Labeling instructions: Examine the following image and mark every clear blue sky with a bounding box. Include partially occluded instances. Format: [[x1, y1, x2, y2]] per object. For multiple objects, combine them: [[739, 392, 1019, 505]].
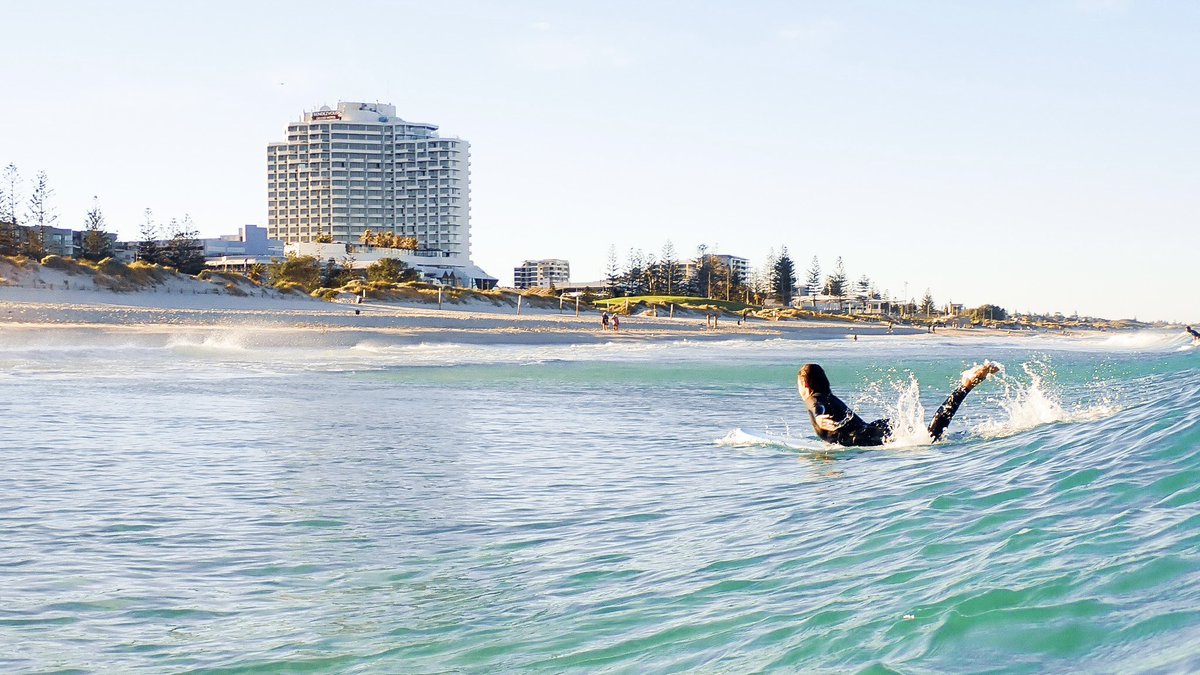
[[1, 0, 1196, 321]]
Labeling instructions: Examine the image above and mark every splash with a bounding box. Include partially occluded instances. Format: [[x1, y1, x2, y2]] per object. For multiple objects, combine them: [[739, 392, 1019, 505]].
[[972, 360, 1118, 438], [843, 373, 934, 448], [877, 375, 935, 447]]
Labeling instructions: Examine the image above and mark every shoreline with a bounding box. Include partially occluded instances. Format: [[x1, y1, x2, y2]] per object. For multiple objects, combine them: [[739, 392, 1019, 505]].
[[0, 285, 966, 345], [1, 284, 1119, 348]]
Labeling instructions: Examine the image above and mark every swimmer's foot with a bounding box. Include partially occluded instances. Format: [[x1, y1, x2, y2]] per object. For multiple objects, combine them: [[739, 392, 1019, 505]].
[[961, 361, 1002, 388]]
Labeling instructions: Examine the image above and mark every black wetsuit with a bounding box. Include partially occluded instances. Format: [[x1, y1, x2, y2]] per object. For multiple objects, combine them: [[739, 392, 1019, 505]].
[[1188, 326, 1200, 340], [806, 384, 978, 447]]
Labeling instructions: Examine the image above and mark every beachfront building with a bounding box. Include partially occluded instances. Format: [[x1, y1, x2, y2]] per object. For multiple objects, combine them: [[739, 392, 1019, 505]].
[[4, 223, 78, 257], [201, 225, 285, 272], [277, 241, 496, 289], [513, 259, 570, 289], [201, 225, 283, 258], [267, 101, 494, 288], [267, 102, 471, 255], [683, 253, 749, 282]]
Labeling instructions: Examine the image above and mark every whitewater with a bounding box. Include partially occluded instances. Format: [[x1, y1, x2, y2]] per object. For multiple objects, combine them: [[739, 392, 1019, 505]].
[[2, 326, 1199, 672]]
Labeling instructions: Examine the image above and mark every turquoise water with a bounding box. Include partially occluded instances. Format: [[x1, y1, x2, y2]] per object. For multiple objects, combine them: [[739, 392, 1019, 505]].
[[2, 328, 1199, 672]]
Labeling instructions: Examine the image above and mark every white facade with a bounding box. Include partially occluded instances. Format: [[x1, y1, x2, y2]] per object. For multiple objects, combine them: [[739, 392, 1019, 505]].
[[684, 254, 749, 281], [267, 101, 471, 257], [200, 225, 283, 258], [513, 259, 570, 289]]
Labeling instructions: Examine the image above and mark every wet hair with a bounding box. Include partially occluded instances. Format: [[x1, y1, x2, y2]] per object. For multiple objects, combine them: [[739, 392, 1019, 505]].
[[799, 363, 831, 394]]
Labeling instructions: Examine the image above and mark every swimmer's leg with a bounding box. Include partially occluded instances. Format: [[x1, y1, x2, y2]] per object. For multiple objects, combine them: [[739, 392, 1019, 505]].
[[927, 362, 1000, 441]]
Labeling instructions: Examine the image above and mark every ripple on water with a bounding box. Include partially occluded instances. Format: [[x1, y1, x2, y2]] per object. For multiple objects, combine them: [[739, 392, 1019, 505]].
[[2, 339, 1200, 671]]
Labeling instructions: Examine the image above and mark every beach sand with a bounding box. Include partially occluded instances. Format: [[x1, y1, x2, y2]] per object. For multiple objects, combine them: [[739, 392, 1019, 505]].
[[0, 259, 993, 345]]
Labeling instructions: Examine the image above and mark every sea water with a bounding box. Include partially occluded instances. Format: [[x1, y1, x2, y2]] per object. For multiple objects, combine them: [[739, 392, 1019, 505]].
[[2, 328, 1199, 672]]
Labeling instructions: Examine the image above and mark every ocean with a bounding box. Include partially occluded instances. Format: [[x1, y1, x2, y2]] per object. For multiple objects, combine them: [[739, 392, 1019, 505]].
[[2, 327, 1199, 672]]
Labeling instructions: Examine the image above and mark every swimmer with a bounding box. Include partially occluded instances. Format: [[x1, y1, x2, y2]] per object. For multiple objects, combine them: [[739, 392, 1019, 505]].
[[797, 362, 1001, 446]]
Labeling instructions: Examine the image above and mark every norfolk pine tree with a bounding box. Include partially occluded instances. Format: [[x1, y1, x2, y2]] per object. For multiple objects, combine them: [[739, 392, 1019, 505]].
[[24, 170, 56, 258], [772, 247, 797, 305], [138, 208, 161, 263], [80, 197, 113, 261]]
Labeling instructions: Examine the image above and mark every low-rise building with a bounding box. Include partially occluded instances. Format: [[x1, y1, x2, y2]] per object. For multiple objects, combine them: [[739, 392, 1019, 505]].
[[201, 225, 284, 259], [513, 259, 570, 289], [244, 241, 498, 288]]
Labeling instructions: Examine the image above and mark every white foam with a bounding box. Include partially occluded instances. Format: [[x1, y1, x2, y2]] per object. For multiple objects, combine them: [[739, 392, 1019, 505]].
[[971, 361, 1119, 438], [715, 427, 820, 451]]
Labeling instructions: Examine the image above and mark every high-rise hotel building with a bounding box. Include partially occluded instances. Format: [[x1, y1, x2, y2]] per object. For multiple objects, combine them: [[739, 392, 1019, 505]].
[[267, 102, 470, 256]]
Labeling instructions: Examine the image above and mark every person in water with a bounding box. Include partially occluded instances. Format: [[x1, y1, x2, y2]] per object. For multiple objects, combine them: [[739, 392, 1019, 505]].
[[1187, 326, 1200, 343], [797, 362, 1001, 446]]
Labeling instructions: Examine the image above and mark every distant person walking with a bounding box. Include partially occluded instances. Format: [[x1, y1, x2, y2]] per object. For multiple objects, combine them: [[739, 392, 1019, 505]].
[[601, 311, 610, 331], [612, 314, 620, 332]]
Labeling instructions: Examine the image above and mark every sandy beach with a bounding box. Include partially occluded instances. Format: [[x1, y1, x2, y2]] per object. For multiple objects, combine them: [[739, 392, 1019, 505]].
[[0, 258, 960, 344], [1, 285, 935, 345]]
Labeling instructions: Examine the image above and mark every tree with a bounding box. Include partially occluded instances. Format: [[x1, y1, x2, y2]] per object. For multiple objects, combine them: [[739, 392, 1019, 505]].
[[971, 304, 1007, 322], [622, 248, 646, 296], [805, 255, 822, 298], [856, 275, 871, 296], [0, 164, 19, 255], [641, 253, 659, 295], [360, 229, 375, 246], [604, 245, 621, 297], [0, 166, 16, 253], [164, 214, 205, 274], [660, 240, 683, 295], [0, 217, 15, 256], [688, 245, 718, 298], [1, 163, 19, 227], [270, 254, 322, 291], [138, 208, 161, 263], [24, 170, 55, 258], [920, 289, 935, 317], [396, 236, 418, 250], [315, 232, 333, 243], [79, 196, 113, 262], [824, 256, 847, 297], [367, 258, 418, 283], [771, 246, 797, 305], [724, 258, 743, 301]]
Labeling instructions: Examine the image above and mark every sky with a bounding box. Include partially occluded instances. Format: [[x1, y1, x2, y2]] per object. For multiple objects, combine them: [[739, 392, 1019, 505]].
[[0, 0, 1197, 321]]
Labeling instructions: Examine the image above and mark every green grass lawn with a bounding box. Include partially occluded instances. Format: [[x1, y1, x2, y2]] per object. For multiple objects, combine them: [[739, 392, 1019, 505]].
[[593, 295, 759, 313]]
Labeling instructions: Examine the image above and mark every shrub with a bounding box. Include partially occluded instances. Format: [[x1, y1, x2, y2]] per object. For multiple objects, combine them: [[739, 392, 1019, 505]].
[[269, 254, 321, 291], [367, 258, 418, 284]]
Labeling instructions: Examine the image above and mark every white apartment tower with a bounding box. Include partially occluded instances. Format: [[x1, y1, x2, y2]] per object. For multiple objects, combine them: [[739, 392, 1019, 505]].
[[267, 102, 471, 256], [513, 259, 570, 289]]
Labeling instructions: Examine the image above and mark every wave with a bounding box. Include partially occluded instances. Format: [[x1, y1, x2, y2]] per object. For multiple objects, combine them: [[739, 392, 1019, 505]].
[[1051, 329, 1194, 353]]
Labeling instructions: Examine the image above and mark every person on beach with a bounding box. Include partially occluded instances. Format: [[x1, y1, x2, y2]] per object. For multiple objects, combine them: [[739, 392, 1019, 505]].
[[612, 314, 620, 332], [601, 312, 609, 330], [796, 362, 1001, 446], [1187, 326, 1200, 343]]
